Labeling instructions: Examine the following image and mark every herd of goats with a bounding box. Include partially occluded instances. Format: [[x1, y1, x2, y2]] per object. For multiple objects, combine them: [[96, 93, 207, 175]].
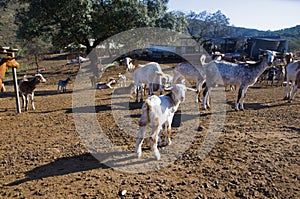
[[0, 50, 299, 160]]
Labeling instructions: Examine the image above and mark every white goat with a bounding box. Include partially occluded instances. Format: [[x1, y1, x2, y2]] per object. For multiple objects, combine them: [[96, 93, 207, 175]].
[[57, 77, 71, 93], [172, 57, 206, 103], [118, 73, 127, 87], [125, 57, 163, 102], [134, 84, 187, 160], [202, 50, 276, 111], [19, 74, 46, 111], [284, 60, 300, 100], [288, 71, 300, 102]]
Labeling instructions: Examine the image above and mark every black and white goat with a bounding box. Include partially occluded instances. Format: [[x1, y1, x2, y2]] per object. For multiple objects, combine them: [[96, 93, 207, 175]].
[[202, 50, 276, 111], [19, 74, 46, 111], [57, 77, 71, 93], [95, 78, 116, 89], [134, 84, 187, 160]]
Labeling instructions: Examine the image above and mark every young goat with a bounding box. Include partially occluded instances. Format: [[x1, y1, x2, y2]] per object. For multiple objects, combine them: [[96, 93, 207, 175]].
[[117, 73, 127, 87], [172, 59, 206, 103], [19, 74, 46, 111], [134, 84, 187, 160], [125, 57, 163, 102], [283, 60, 300, 100], [202, 50, 276, 111], [57, 77, 71, 93]]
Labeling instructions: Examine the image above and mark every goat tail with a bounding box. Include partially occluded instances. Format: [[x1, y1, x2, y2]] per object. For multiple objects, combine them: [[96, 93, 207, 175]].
[[139, 99, 151, 126]]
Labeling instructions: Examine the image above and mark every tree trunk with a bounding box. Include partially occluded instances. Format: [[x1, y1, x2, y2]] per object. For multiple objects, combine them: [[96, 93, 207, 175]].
[[34, 54, 40, 73]]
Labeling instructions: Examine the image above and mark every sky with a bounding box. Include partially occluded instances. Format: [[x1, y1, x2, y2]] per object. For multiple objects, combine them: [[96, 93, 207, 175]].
[[167, 0, 300, 31]]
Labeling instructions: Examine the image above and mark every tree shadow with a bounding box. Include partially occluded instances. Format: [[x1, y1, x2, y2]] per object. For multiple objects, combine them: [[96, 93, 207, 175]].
[[6, 151, 156, 186], [6, 153, 107, 186]]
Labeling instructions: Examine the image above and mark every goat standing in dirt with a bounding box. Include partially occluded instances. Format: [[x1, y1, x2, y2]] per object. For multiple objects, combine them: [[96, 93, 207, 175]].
[[19, 74, 46, 111], [57, 77, 71, 93]]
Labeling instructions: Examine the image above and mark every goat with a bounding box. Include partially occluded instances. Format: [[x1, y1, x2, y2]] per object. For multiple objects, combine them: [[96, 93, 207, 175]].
[[125, 57, 163, 102], [0, 56, 19, 91], [57, 77, 71, 93], [288, 71, 300, 102], [284, 60, 300, 100], [143, 73, 173, 95], [161, 73, 173, 88], [117, 73, 127, 87], [134, 84, 187, 160], [19, 74, 46, 111], [202, 50, 276, 111], [172, 57, 206, 103], [274, 65, 286, 87], [95, 78, 116, 89]]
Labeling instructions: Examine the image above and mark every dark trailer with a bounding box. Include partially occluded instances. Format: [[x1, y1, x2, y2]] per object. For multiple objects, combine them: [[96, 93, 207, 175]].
[[245, 37, 288, 60]]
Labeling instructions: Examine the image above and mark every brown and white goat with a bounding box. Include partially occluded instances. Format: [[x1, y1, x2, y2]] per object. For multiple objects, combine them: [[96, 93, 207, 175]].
[[19, 74, 46, 111], [134, 84, 187, 160]]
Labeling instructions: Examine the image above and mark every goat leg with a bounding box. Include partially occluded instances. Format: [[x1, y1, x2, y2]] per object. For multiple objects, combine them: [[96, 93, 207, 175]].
[[31, 93, 35, 110], [134, 126, 146, 158]]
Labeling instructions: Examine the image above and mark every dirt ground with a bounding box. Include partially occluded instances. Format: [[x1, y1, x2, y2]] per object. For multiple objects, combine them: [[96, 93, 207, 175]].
[[0, 58, 299, 199]]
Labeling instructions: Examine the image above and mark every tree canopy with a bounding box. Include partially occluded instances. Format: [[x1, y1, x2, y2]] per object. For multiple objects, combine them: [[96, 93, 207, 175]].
[[187, 10, 231, 47], [15, 0, 187, 55]]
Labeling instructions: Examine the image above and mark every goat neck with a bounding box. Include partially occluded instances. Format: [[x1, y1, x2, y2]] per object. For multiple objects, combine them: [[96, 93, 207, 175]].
[[249, 55, 273, 78]]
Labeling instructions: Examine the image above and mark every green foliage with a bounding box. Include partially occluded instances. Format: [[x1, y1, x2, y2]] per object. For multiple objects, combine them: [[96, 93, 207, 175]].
[[15, 0, 188, 55], [229, 25, 300, 51], [187, 10, 230, 44]]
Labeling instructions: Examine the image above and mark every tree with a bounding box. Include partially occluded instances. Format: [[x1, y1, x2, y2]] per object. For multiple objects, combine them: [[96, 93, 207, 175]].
[[187, 10, 230, 52], [15, 0, 187, 59]]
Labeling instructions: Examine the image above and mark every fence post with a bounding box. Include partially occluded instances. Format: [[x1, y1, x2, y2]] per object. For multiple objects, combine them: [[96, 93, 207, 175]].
[[11, 52, 21, 113]]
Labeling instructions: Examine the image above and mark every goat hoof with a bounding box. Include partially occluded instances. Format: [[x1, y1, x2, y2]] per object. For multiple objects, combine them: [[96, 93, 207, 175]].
[[154, 152, 161, 161], [288, 100, 292, 103], [135, 152, 142, 158]]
